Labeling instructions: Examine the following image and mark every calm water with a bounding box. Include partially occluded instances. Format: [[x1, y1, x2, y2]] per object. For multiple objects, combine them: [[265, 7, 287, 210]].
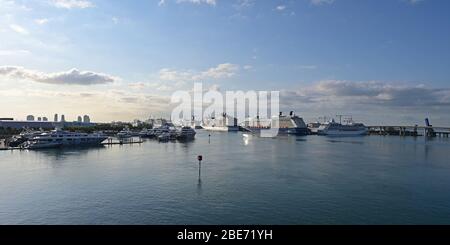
[[1, 131, 450, 224]]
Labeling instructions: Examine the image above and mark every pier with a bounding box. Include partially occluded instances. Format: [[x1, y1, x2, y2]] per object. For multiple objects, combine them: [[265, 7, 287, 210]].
[[368, 126, 450, 137]]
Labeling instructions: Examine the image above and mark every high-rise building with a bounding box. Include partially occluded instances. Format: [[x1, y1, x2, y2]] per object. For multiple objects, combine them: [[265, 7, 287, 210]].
[[26, 115, 35, 121], [77, 116, 82, 123], [43, 117, 48, 122], [61, 115, 66, 122], [54, 114, 58, 122], [83, 115, 90, 123], [37, 117, 42, 121]]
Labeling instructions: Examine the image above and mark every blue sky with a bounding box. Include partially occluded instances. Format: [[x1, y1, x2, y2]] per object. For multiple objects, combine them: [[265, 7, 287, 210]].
[[1, 0, 450, 124]]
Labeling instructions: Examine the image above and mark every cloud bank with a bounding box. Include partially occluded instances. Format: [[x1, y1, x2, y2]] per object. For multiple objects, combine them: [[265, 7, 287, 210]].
[[0, 66, 116, 85], [282, 80, 450, 108]]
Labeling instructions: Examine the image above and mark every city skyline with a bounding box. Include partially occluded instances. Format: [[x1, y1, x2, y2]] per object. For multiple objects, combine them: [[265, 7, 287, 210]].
[[1, 0, 450, 125]]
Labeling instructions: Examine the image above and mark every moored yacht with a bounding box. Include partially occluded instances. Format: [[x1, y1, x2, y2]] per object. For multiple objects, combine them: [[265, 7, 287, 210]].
[[117, 127, 133, 138], [176, 126, 196, 140], [8, 128, 44, 147], [138, 128, 154, 138], [22, 129, 108, 149]]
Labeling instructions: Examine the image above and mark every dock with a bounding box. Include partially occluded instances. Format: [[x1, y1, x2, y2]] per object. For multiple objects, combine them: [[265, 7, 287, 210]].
[[368, 126, 450, 137]]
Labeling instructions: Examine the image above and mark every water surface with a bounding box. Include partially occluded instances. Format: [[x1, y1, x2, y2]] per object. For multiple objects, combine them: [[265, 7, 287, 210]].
[[1, 131, 450, 224]]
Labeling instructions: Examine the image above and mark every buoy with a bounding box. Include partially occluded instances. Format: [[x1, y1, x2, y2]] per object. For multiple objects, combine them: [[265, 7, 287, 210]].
[[197, 155, 203, 177]]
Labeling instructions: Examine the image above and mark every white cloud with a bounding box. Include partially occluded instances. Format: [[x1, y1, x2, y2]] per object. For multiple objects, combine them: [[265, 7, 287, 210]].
[[311, 0, 335, 6], [407, 0, 425, 4], [282, 80, 450, 108], [0, 66, 117, 85], [159, 63, 239, 82], [276, 5, 286, 11], [176, 0, 217, 6], [34, 18, 49, 25], [9, 24, 29, 35], [158, 0, 166, 6], [200, 63, 239, 79], [51, 0, 94, 9], [233, 0, 254, 10], [0, 49, 31, 56], [0, 0, 32, 11], [298, 65, 317, 70], [112, 17, 119, 24]]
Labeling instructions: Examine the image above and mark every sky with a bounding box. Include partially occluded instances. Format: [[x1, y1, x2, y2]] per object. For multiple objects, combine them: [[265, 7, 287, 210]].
[[0, 0, 449, 125]]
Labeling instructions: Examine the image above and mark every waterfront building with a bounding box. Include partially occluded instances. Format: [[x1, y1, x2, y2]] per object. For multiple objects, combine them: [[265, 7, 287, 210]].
[[26, 115, 35, 121], [43, 117, 48, 122], [61, 115, 66, 122], [78, 116, 82, 123], [54, 114, 58, 122]]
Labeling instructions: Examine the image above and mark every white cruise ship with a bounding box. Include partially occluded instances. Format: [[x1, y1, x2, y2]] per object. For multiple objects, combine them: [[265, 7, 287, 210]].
[[22, 129, 108, 149], [317, 119, 368, 136], [242, 112, 309, 135], [202, 113, 239, 132]]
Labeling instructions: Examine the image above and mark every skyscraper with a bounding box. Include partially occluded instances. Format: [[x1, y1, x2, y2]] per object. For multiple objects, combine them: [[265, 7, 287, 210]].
[[54, 114, 58, 122], [26, 115, 35, 121], [61, 115, 65, 122], [83, 115, 90, 123]]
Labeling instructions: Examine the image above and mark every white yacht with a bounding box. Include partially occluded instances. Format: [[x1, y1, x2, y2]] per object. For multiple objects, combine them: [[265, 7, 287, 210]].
[[177, 126, 196, 139], [8, 128, 44, 147], [117, 127, 133, 138], [317, 119, 368, 136], [138, 128, 154, 138], [153, 123, 178, 138], [22, 129, 108, 149]]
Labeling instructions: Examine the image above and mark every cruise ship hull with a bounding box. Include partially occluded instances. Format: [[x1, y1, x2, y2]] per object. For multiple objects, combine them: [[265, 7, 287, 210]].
[[318, 129, 368, 136], [203, 126, 239, 132], [246, 127, 309, 136]]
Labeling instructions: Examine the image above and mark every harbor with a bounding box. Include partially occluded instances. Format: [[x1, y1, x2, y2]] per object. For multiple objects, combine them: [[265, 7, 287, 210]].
[[2, 114, 450, 150]]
